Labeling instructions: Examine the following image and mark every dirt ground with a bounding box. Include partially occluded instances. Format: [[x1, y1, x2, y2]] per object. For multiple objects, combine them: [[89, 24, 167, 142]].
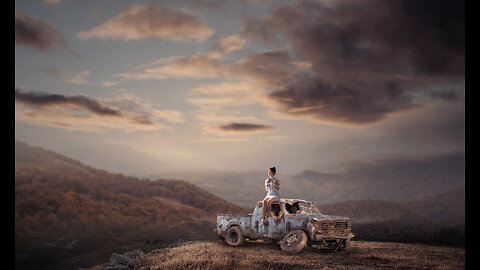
[[133, 240, 465, 270]]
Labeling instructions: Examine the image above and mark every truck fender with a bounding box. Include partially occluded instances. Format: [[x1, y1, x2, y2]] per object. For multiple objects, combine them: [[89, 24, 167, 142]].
[[227, 223, 241, 230]]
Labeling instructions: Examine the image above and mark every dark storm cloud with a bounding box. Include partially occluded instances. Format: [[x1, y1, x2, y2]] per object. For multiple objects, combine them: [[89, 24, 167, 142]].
[[215, 122, 274, 132], [242, 0, 464, 125], [231, 50, 298, 86], [269, 75, 420, 124], [15, 90, 176, 131], [15, 89, 121, 117], [428, 89, 463, 102], [15, 10, 71, 52]]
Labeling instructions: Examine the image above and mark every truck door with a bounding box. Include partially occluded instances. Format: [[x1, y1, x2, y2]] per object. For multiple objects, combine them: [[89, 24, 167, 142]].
[[257, 202, 285, 239]]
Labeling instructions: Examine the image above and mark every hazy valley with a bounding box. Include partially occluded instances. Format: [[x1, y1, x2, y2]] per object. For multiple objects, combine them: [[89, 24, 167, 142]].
[[146, 152, 464, 209]]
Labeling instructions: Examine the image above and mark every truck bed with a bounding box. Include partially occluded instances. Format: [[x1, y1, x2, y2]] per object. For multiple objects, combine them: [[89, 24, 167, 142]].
[[216, 214, 252, 238]]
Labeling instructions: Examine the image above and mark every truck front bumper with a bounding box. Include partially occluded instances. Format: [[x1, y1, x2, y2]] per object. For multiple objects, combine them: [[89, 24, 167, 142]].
[[313, 232, 355, 241]]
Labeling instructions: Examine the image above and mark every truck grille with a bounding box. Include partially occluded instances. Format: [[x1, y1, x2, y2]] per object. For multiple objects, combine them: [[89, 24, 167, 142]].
[[318, 221, 349, 233]]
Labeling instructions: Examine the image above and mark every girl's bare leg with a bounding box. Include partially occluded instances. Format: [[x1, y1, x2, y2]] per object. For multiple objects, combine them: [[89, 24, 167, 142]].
[[262, 198, 268, 220], [266, 198, 274, 219]]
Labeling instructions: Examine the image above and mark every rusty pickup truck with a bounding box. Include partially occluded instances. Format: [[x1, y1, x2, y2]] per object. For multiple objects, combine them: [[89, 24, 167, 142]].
[[216, 198, 354, 254]]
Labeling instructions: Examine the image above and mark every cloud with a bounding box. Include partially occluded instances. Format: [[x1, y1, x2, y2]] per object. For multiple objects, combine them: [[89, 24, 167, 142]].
[[76, 3, 214, 42], [194, 111, 261, 124], [210, 35, 247, 55], [100, 81, 120, 87], [39, 66, 61, 78], [15, 89, 121, 116], [40, 67, 91, 85], [240, 0, 465, 125], [115, 35, 247, 80], [101, 91, 186, 124], [229, 49, 301, 86], [63, 70, 91, 85], [152, 109, 185, 124], [42, 0, 62, 6], [116, 53, 224, 80], [427, 89, 463, 102], [15, 10, 71, 53], [114, 0, 464, 128], [214, 122, 274, 133], [187, 79, 277, 140], [188, 81, 263, 109], [115, 45, 293, 140], [40, 67, 124, 87], [267, 74, 421, 125], [172, 0, 249, 10], [15, 89, 182, 132]]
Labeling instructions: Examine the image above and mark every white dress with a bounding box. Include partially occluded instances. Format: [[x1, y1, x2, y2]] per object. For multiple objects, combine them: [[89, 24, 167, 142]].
[[264, 177, 281, 201]]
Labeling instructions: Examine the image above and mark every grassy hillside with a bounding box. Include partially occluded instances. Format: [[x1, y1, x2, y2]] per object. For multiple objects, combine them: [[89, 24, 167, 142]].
[[14, 141, 247, 270]]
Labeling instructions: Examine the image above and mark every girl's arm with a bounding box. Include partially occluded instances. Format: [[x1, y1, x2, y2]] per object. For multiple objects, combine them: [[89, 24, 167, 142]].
[[272, 179, 280, 190]]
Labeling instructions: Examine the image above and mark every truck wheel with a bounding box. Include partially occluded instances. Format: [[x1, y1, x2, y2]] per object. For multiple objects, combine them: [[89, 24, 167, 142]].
[[226, 226, 245, 246], [281, 230, 308, 254]]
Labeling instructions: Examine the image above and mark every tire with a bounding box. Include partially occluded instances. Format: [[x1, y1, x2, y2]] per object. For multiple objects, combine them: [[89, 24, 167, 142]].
[[226, 226, 245, 246], [281, 230, 308, 254]]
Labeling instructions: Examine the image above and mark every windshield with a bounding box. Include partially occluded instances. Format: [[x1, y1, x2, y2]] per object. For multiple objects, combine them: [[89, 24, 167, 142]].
[[285, 202, 321, 215]]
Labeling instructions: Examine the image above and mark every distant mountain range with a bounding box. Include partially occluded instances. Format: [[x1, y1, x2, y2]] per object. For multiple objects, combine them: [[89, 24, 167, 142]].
[[316, 187, 465, 247], [318, 186, 465, 226], [220, 135, 459, 173], [147, 152, 464, 210]]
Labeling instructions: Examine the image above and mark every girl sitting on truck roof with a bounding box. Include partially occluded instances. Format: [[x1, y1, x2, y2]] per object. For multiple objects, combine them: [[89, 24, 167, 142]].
[[262, 167, 281, 223]]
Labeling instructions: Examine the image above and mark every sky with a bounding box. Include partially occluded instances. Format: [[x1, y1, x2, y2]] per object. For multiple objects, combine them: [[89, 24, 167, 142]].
[[15, 0, 464, 175]]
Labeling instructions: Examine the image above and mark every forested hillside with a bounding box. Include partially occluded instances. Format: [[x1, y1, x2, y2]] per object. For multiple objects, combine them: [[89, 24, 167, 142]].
[[15, 141, 247, 270]]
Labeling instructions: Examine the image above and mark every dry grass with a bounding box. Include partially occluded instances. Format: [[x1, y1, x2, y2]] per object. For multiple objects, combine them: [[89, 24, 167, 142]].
[[134, 240, 465, 270]]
